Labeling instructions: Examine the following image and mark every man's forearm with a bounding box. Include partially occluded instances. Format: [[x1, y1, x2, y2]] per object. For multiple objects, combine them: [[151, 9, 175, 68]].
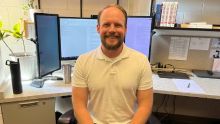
[[131, 88, 153, 124], [74, 107, 94, 124], [130, 106, 152, 124], [72, 87, 93, 124]]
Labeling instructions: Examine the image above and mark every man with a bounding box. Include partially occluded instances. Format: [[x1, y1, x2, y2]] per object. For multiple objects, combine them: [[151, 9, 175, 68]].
[[72, 4, 153, 124]]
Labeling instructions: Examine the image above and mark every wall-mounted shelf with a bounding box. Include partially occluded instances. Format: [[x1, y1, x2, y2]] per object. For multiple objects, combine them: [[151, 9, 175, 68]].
[[154, 27, 220, 38]]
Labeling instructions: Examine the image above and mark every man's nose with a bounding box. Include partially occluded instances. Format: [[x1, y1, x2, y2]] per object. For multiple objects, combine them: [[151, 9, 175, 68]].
[[108, 24, 116, 32]]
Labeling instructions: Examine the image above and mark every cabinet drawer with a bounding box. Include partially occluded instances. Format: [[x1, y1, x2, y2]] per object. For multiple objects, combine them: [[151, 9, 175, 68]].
[[0, 114, 3, 124], [0, 106, 2, 124], [1, 98, 55, 124]]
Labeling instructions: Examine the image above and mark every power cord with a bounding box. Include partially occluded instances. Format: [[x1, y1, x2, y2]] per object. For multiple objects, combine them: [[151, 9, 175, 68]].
[[154, 95, 177, 122], [151, 62, 193, 76]]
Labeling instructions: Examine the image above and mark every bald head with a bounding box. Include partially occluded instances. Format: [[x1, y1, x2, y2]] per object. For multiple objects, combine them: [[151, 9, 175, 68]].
[[97, 4, 127, 28]]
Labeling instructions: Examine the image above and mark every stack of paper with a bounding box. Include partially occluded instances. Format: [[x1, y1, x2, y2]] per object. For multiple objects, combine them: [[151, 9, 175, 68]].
[[173, 79, 205, 94], [212, 25, 220, 29], [180, 22, 213, 29]]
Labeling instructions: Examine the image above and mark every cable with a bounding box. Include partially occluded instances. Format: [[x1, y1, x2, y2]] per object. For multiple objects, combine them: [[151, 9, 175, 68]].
[[160, 95, 170, 121], [151, 65, 193, 76], [164, 64, 175, 72], [155, 95, 167, 113], [172, 96, 176, 114], [158, 95, 177, 122], [164, 95, 170, 113]]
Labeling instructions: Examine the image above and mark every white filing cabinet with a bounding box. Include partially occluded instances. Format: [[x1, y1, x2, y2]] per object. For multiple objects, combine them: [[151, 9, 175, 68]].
[[0, 106, 3, 124], [1, 98, 55, 124]]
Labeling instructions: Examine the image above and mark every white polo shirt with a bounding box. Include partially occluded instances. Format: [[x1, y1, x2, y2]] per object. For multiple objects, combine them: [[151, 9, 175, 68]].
[[72, 45, 152, 124]]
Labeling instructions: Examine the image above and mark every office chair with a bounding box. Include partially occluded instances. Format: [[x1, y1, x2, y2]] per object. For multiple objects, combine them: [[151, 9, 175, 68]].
[[58, 109, 161, 124], [58, 109, 77, 124]]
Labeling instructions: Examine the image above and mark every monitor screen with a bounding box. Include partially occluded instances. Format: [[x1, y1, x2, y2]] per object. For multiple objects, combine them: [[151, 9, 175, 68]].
[[34, 13, 61, 78], [59, 17, 101, 60], [125, 16, 153, 60]]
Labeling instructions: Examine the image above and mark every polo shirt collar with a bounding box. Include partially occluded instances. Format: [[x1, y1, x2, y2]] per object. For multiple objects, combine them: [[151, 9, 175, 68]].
[[96, 44, 129, 62]]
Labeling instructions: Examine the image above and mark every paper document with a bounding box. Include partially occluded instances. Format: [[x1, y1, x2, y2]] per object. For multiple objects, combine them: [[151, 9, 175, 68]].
[[189, 38, 210, 50], [210, 48, 220, 58], [173, 79, 205, 94], [168, 37, 190, 60], [212, 59, 220, 72], [211, 38, 220, 48]]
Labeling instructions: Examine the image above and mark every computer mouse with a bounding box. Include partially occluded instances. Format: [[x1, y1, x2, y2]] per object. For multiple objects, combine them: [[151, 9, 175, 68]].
[[207, 70, 213, 75], [56, 77, 63, 80]]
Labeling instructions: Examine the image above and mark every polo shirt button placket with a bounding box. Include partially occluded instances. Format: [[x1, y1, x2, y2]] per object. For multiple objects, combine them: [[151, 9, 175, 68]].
[[110, 63, 117, 75]]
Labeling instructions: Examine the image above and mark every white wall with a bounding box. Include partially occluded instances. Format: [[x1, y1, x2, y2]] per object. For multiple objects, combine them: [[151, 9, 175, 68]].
[[122, 0, 151, 16], [40, 0, 151, 17], [0, 0, 37, 85], [40, 0, 80, 17], [0, 0, 25, 84]]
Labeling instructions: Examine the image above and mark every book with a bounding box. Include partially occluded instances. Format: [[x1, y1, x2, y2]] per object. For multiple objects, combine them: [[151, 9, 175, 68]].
[[212, 24, 220, 29], [160, 2, 167, 27], [155, 4, 163, 27], [160, 2, 178, 27], [180, 23, 213, 29], [170, 2, 178, 27]]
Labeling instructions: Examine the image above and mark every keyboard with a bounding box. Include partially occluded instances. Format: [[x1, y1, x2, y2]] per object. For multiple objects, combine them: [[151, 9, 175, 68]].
[[192, 70, 220, 79], [157, 71, 189, 79]]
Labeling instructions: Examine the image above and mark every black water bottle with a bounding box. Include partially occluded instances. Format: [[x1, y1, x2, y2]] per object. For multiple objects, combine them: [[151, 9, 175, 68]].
[[6, 59, 23, 94]]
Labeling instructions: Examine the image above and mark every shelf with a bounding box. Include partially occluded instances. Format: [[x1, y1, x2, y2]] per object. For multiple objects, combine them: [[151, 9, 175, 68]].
[[155, 27, 220, 32], [154, 27, 220, 38]]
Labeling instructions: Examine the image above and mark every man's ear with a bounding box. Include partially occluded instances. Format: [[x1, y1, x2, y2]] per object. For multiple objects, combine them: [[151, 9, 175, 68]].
[[96, 25, 100, 33]]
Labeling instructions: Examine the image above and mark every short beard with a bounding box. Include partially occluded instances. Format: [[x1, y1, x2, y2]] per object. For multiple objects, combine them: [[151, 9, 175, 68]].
[[101, 36, 124, 50]]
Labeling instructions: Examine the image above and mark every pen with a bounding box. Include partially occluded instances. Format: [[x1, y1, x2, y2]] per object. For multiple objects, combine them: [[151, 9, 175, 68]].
[[187, 82, 190, 88]]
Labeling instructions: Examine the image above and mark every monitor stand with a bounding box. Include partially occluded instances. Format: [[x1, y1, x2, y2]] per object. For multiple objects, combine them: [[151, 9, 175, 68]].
[[44, 75, 63, 80], [192, 70, 220, 79], [30, 75, 63, 88]]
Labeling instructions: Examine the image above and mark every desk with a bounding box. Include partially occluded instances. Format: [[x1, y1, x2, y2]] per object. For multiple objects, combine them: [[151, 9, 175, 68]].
[[153, 74, 220, 119], [153, 74, 220, 99], [1, 81, 71, 103], [0, 81, 71, 124], [2, 74, 220, 103], [0, 74, 219, 124]]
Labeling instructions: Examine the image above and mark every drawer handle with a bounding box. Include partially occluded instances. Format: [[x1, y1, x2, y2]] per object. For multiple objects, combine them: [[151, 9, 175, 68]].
[[19, 101, 39, 108]]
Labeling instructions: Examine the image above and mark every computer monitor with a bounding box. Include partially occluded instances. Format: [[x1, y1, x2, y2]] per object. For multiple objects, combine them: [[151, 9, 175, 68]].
[[34, 13, 61, 78], [59, 17, 101, 60], [125, 16, 153, 60]]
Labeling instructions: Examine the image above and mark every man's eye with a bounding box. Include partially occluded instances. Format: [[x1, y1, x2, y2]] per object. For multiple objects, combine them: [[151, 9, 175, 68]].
[[103, 23, 110, 27], [115, 25, 122, 28], [115, 24, 122, 27]]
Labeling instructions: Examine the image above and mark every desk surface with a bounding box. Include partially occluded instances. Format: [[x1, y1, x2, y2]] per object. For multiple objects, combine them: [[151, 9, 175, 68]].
[[0, 74, 220, 103], [0, 81, 71, 103], [153, 74, 220, 99]]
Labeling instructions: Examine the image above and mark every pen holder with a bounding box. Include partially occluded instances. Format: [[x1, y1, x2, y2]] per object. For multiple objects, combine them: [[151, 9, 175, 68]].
[[6, 59, 23, 94], [63, 64, 72, 84]]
